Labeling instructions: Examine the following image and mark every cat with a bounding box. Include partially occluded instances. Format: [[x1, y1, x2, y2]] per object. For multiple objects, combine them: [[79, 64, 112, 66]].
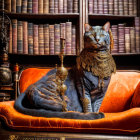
[[14, 22, 116, 120]]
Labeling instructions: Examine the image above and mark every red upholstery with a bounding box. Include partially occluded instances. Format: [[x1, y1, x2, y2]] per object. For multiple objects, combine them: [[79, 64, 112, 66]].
[[0, 68, 140, 134]]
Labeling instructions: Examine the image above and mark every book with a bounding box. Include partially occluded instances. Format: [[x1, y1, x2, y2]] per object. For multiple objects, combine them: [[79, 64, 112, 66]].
[[38, 0, 43, 14], [63, 0, 67, 13], [114, 0, 118, 15], [135, 17, 140, 53], [43, 0, 49, 13], [130, 27, 136, 53], [118, 0, 123, 15], [108, 0, 113, 15], [60, 23, 66, 53], [49, 25, 55, 55], [17, 21, 23, 54], [128, 0, 133, 15], [133, 0, 137, 16], [32, 0, 38, 14], [11, 0, 16, 12], [54, 0, 58, 13], [49, 0, 54, 13], [8, 23, 12, 53], [124, 0, 128, 15], [73, 0, 78, 13], [103, 0, 108, 14], [28, 22, 34, 54], [16, 0, 22, 13], [12, 19, 17, 54], [38, 24, 44, 55], [66, 22, 72, 55], [44, 24, 50, 54], [22, 0, 28, 13], [27, 0, 32, 13], [54, 24, 60, 55], [67, 0, 73, 13], [33, 24, 39, 55], [23, 21, 28, 54], [58, 0, 63, 13], [98, 0, 103, 14], [72, 25, 76, 55], [88, 0, 93, 14], [125, 27, 130, 53], [5, 0, 11, 12], [93, 0, 98, 14]]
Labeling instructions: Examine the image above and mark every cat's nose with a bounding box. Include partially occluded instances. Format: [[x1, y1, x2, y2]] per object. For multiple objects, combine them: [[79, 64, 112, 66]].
[[96, 39, 99, 42]]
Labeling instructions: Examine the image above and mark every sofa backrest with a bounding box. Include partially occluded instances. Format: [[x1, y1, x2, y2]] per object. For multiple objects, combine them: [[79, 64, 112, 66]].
[[19, 68, 140, 113]]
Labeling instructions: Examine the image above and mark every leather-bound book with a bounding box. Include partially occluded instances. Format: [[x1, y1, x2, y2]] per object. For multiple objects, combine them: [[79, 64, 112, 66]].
[[12, 19, 17, 54], [103, 0, 108, 14], [44, 24, 50, 55], [54, 0, 58, 13], [114, 0, 118, 15], [23, 21, 28, 54], [39, 0, 43, 14], [49, 25, 54, 55], [8, 23, 12, 53], [33, 24, 39, 55], [67, 0, 73, 13], [71, 25, 76, 55], [32, 0, 38, 14], [27, 0, 32, 13], [38, 24, 44, 55], [43, 0, 49, 13], [88, 0, 93, 14], [54, 24, 60, 55], [28, 22, 34, 54], [128, 0, 133, 15], [22, 0, 27, 13], [123, 0, 128, 15], [108, 0, 113, 15], [125, 27, 130, 53], [49, 0, 54, 13], [135, 17, 140, 53], [11, 0, 16, 12], [73, 0, 78, 13], [93, 0, 98, 14], [98, 0, 103, 14], [16, 0, 22, 13], [63, 0, 67, 13], [17, 21, 23, 54], [118, 0, 123, 15], [130, 27, 136, 53], [58, 0, 63, 13], [5, 0, 11, 12]]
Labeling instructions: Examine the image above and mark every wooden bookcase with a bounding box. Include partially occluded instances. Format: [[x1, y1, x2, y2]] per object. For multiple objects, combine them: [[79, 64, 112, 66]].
[[0, 0, 140, 100]]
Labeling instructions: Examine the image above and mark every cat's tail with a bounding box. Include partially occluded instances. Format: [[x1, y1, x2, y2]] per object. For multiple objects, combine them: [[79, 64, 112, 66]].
[[14, 93, 104, 120]]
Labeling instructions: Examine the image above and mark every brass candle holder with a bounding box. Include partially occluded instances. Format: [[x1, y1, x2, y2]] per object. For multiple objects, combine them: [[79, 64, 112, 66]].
[[56, 38, 68, 112]]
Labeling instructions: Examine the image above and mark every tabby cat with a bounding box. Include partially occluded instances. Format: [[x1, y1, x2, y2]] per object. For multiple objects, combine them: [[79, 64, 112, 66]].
[[14, 22, 116, 120]]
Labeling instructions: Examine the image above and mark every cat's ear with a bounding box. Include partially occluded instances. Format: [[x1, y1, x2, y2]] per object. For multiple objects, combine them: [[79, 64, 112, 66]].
[[103, 22, 110, 32], [85, 23, 91, 32]]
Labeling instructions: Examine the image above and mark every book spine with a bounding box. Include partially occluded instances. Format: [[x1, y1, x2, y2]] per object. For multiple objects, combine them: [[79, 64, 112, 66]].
[[12, 19, 17, 54], [49, 0, 54, 13], [16, 0, 22, 13], [22, 0, 28, 13], [118, 0, 124, 15], [73, 0, 78, 13], [66, 22, 72, 55], [43, 0, 49, 13], [128, 0, 133, 15], [5, 0, 11, 12], [72, 25, 76, 55], [67, 0, 73, 13], [8, 23, 12, 53], [125, 27, 130, 53], [108, 0, 114, 15], [44, 24, 50, 54], [135, 17, 140, 53], [38, 24, 44, 55], [58, 0, 63, 13], [23, 21, 28, 54], [28, 22, 34, 54], [93, 0, 98, 14], [123, 0, 128, 15], [130, 27, 136, 53], [32, 0, 38, 14], [49, 25, 55, 55], [33, 24, 39, 55], [11, 0, 16, 12], [54, 24, 60, 55], [133, 0, 137, 16], [118, 24, 125, 53], [27, 0, 32, 13], [17, 21, 23, 54], [103, 0, 108, 14], [88, 0, 93, 14], [111, 25, 118, 53], [98, 0, 103, 14], [114, 0, 118, 15], [54, 0, 58, 13], [63, 0, 67, 13], [38, 0, 43, 14], [60, 23, 66, 54]]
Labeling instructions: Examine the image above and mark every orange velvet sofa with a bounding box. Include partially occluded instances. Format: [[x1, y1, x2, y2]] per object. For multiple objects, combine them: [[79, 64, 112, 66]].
[[0, 68, 140, 135]]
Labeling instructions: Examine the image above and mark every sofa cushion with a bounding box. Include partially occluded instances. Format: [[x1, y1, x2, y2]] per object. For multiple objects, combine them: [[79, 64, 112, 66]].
[[130, 82, 140, 108]]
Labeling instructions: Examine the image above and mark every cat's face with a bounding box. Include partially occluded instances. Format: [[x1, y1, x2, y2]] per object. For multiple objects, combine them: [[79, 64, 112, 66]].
[[84, 22, 110, 50]]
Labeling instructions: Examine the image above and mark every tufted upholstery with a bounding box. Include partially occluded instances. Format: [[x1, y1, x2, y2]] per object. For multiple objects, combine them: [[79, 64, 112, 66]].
[[0, 68, 140, 134]]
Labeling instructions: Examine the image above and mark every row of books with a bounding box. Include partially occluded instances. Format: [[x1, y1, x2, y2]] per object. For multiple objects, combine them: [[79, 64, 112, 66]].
[[2, 0, 79, 14], [111, 17, 140, 54], [8, 20, 76, 55], [88, 0, 137, 16]]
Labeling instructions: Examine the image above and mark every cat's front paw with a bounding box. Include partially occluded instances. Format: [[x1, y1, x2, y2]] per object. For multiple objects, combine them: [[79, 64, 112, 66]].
[[86, 112, 105, 120]]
